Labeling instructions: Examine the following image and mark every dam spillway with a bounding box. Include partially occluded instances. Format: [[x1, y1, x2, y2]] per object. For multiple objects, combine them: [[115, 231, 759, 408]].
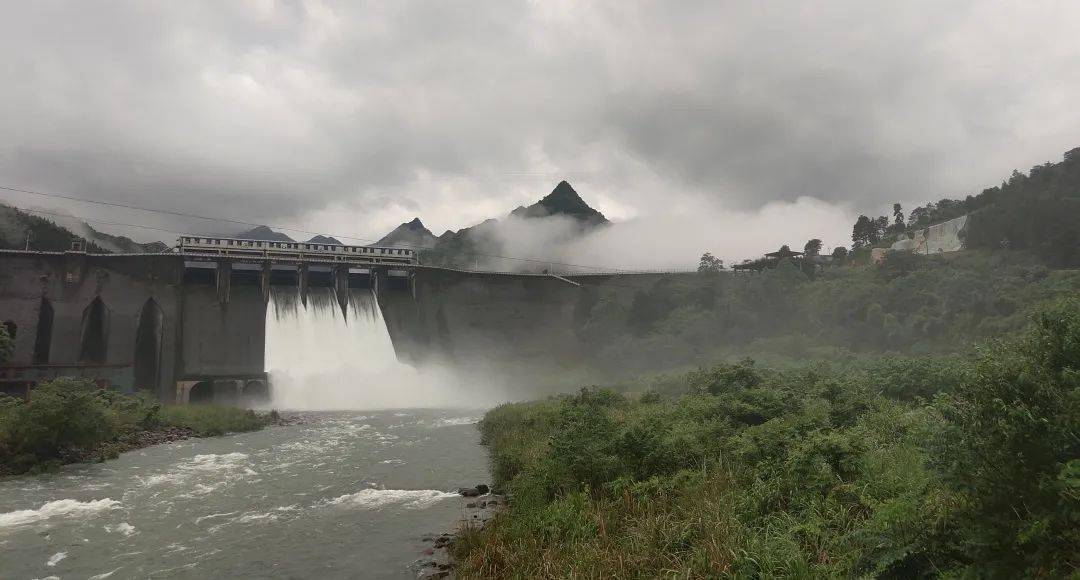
[[0, 249, 690, 403]]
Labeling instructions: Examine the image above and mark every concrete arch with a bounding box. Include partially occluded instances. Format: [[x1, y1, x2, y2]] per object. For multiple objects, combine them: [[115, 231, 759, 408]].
[[32, 298, 54, 364], [241, 379, 269, 403], [79, 296, 109, 364], [134, 298, 164, 392], [188, 381, 214, 404]]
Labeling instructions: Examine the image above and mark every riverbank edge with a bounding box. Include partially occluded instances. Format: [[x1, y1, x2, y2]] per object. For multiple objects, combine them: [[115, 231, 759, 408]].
[[424, 492, 506, 578], [0, 410, 289, 479]]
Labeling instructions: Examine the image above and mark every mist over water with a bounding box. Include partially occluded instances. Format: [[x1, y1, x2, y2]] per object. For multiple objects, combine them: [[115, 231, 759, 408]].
[[265, 287, 506, 410]]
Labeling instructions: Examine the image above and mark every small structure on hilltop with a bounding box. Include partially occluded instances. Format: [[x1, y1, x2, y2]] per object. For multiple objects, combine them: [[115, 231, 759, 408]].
[[733, 245, 807, 272], [764, 246, 804, 260]]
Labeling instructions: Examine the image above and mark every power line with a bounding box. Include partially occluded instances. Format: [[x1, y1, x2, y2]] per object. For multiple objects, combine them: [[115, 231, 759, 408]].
[[15, 207, 195, 237], [0, 184, 664, 272], [11, 205, 700, 288]]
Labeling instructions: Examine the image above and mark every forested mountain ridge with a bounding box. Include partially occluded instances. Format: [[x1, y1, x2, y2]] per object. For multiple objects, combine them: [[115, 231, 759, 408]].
[[0, 203, 167, 254]]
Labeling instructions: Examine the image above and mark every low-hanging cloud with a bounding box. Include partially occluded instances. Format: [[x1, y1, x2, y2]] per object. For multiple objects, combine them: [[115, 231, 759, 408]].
[[1, 1, 1078, 257]]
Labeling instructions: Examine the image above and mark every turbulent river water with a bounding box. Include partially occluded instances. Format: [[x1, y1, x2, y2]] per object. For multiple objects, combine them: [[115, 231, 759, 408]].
[[0, 409, 488, 578]]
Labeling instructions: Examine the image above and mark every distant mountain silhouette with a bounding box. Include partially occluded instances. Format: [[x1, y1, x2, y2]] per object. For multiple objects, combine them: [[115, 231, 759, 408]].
[[306, 235, 342, 245], [509, 181, 609, 226], [408, 181, 608, 268], [233, 225, 295, 242], [377, 217, 438, 249]]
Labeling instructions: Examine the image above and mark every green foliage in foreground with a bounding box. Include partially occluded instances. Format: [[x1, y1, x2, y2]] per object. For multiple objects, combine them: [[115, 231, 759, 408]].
[[0, 379, 272, 475], [455, 298, 1080, 578]]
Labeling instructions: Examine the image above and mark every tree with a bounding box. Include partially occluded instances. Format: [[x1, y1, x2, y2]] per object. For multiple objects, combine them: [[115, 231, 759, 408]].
[[893, 203, 905, 231], [831, 246, 848, 261], [909, 203, 935, 228], [0, 322, 11, 364], [803, 239, 823, 256], [874, 215, 890, 239], [697, 252, 724, 273], [852, 215, 875, 248]]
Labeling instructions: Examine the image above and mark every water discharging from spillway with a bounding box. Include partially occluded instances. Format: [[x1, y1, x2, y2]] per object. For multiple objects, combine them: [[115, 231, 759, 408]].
[[265, 287, 483, 409]]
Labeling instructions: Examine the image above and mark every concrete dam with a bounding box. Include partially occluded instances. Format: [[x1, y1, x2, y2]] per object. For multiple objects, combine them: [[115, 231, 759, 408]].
[[0, 249, 673, 403]]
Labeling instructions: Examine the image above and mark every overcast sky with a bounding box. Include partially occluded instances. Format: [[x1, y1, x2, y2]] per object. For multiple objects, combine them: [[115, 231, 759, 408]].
[[1, 1, 1078, 263]]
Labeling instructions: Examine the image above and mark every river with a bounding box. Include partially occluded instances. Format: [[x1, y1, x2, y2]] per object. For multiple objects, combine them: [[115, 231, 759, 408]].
[[0, 409, 488, 579]]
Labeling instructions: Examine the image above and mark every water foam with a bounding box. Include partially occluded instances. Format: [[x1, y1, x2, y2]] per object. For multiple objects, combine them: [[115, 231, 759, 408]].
[[327, 489, 458, 509], [104, 522, 137, 536], [46, 551, 67, 566], [0, 498, 120, 529], [434, 416, 480, 427]]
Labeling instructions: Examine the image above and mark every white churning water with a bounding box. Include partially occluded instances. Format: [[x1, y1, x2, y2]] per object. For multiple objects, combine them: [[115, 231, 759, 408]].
[[264, 287, 478, 410]]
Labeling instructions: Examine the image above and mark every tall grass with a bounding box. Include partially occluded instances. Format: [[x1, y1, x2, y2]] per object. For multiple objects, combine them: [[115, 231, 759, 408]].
[[161, 405, 268, 436]]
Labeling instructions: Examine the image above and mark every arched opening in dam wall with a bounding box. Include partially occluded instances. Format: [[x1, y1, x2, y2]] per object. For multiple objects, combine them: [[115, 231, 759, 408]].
[[134, 298, 164, 392]]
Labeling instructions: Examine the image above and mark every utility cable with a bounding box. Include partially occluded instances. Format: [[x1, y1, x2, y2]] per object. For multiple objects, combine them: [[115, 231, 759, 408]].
[[1, 184, 697, 273], [0, 184, 641, 271]]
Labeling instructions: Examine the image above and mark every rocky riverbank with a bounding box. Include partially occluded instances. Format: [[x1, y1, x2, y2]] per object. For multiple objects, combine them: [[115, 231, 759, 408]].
[[416, 486, 505, 578]]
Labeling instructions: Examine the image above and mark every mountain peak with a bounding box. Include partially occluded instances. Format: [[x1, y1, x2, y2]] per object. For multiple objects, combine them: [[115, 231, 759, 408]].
[[235, 225, 295, 242], [376, 217, 437, 248], [511, 181, 609, 225]]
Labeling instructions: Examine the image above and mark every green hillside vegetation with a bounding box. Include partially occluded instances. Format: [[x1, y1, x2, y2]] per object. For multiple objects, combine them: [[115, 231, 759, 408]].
[[575, 250, 1080, 377], [454, 297, 1079, 578], [0, 204, 107, 253], [0, 203, 171, 253]]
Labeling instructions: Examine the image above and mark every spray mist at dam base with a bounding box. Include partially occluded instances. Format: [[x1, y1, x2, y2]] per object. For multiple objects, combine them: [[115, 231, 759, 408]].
[[264, 286, 505, 411]]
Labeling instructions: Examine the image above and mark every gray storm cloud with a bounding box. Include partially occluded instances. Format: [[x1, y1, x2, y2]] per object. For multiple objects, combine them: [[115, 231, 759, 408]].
[[1, 0, 1078, 260]]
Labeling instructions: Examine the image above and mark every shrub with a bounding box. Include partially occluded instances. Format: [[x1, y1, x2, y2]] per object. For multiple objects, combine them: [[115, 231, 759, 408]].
[[936, 297, 1080, 576], [0, 378, 116, 467]]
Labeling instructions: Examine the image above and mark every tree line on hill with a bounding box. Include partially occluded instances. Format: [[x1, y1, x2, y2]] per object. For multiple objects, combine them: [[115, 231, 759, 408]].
[[845, 146, 1079, 265]]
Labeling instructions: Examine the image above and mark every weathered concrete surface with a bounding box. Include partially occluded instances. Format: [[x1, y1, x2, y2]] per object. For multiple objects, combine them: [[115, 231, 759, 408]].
[[0, 251, 183, 399], [0, 251, 269, 401], [380, 269, 675, 373], [180, 284, 266, 378]]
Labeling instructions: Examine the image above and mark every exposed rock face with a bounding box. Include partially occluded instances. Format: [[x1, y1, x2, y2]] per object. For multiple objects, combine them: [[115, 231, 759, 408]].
[[376, 217, 438, 249]]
